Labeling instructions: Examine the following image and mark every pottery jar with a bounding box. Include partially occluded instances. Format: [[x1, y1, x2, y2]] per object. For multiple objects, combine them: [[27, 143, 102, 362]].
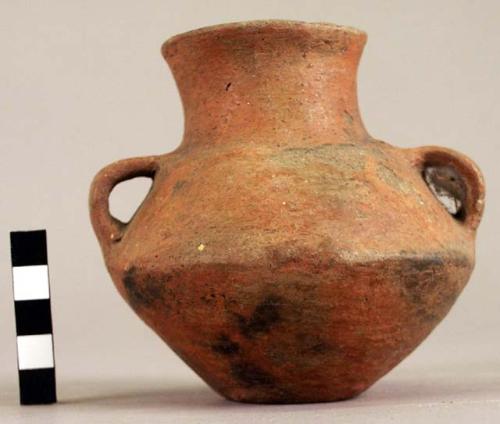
[[89, 21, 485, 403]]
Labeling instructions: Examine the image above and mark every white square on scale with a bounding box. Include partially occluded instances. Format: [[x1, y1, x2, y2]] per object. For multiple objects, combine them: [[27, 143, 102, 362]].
[[17, 334, 54, 370], [12, 265, 50, 301]]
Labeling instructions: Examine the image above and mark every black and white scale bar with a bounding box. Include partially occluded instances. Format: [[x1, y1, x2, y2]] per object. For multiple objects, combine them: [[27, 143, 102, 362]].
[[10, 230, 57, 405]]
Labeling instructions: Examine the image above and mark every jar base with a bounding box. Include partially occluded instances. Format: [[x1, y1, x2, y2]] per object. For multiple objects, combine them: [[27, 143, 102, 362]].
[[215, 384, 368, 404]]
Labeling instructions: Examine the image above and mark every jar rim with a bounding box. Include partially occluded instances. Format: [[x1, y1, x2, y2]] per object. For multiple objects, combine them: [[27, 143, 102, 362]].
[[162, 20, 367, 54]]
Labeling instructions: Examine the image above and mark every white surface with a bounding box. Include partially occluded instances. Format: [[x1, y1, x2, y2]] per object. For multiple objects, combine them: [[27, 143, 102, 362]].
[[16, 334, 54, 370], [12, 265, 50, 301]]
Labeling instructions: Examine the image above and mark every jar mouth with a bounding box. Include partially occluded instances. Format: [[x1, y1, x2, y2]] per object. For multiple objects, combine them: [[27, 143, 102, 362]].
[[162, 19, 367, 56]]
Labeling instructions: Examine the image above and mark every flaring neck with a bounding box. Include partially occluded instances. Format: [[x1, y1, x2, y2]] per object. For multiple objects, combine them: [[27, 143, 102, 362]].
[[162, 20, 369, 148]]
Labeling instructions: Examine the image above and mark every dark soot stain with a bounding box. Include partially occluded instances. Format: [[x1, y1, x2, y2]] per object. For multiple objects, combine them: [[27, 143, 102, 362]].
[[230, 362, 275, 387], [211, 334, 240, 356], [123, 266, 165, 309], [238, 295, 283, 338]]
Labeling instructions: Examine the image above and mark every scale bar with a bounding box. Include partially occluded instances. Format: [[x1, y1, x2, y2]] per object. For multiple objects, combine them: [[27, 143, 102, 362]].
[[10, 230, 57, 405]]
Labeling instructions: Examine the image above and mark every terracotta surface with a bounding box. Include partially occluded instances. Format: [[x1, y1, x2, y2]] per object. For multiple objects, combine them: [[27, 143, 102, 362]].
[[89, 21, 485, 403]]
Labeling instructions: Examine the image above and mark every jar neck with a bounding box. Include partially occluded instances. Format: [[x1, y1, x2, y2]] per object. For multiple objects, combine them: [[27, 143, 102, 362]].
[[163, 21, 369, 148]]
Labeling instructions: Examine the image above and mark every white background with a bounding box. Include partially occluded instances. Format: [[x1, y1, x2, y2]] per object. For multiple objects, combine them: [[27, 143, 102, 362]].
[[1, 0, 499, 422]]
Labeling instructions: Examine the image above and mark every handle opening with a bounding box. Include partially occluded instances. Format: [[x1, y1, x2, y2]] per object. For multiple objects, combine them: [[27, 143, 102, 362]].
[[423, 164, 467, 221], [109, 177, 154, 224]]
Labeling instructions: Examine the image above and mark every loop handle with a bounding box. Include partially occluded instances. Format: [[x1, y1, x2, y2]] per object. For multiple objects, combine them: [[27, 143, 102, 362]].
[[406, 146, 485, 230], [89, 155, 159, 250]]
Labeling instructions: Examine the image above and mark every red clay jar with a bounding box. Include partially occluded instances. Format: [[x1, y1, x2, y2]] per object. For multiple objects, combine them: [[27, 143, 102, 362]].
[[89, 21, 485, 403]]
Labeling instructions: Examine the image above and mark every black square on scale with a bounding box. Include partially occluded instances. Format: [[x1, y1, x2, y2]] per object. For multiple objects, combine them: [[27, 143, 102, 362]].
[[18, 368, 57, 405], [10, 230, 48, 267]]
